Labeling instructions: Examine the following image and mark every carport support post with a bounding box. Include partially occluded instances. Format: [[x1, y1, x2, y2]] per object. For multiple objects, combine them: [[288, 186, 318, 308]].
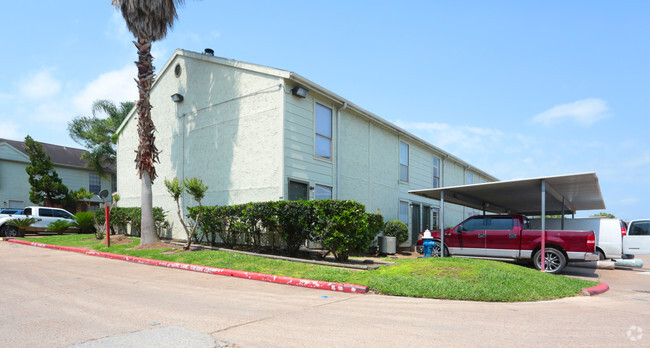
[[440, 190, 445, 257], [541, 180, 546, 272]]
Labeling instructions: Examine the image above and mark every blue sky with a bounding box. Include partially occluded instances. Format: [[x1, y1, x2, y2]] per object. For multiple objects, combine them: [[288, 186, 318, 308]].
[[1, 1, 648, 220]]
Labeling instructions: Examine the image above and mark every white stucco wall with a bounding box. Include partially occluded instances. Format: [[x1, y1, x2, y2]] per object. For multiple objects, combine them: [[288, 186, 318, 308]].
[[117, 52, 284, 239]]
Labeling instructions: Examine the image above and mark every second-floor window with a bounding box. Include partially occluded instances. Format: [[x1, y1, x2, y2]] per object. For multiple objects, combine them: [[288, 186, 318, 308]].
[[433, 156, 440, 188], [467, 172, 473, 185], [399, 141, 409, 182], [315, 103, 332, 159], [89, 173, 101, 194]]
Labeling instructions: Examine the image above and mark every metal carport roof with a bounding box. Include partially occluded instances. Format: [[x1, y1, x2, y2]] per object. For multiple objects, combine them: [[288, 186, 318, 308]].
[[409, 172, 605, 216]]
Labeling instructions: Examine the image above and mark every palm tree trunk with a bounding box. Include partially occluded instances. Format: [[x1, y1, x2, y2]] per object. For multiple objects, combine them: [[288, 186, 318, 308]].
[[140, 171, 159, 244], [134, 36, 160, 245]]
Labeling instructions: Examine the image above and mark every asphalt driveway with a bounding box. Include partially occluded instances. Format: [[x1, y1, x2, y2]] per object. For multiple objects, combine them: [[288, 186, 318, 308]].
[[0, 241, 648, 347]]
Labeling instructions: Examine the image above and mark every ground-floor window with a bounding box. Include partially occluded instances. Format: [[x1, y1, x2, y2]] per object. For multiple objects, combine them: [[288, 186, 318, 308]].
[[314, 184, 332, 200], [288, 180, 309, 201], [399, 200, 409, 226]]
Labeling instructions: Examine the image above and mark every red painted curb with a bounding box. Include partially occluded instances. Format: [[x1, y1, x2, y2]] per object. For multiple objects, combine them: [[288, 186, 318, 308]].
[[582, 282, 609, 296], [6, 239, 369, 294]]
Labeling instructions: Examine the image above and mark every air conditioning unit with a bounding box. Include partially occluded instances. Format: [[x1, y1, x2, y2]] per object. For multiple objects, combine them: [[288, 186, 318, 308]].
[[379, 236, 397, 254]]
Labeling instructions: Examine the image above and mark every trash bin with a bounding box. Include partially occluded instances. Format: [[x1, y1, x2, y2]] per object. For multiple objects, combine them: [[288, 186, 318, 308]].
[[379, 236, 397, 254]]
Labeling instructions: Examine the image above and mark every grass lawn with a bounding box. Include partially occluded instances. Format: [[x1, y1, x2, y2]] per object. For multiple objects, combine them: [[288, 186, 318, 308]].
[[23, 234, 598, 302]]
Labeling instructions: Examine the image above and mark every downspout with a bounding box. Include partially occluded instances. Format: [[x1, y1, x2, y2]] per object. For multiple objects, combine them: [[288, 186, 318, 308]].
[[336, 102, 348, 199]]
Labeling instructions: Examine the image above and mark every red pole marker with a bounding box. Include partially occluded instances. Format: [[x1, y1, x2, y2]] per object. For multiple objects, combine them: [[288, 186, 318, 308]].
[[105, 206, 110, 248]]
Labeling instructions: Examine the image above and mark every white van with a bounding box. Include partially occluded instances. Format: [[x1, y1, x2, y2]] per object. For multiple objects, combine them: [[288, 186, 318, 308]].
[[529, 217, 630, 260], [624, 220, 650, 255]]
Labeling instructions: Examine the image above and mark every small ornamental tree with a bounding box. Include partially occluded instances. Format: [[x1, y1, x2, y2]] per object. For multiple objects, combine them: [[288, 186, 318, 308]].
[[24, 135, 68, 206], [164, 177, 208, 250]]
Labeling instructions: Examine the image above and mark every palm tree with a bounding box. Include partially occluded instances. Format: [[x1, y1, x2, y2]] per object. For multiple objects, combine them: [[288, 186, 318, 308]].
[[111, 0, 184, 245], [68, 100, 135, 179]]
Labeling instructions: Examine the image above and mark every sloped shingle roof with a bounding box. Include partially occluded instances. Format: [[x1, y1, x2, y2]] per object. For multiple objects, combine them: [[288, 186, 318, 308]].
[[0, 138, 114, 172]]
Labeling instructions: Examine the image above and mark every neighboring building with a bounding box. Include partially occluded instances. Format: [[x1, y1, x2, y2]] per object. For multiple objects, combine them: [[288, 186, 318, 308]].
[[116, 49, 498, 244], [0, 138, 115, 212]]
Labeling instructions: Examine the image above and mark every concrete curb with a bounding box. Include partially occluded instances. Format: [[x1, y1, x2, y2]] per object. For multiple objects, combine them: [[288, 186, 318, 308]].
[[6, 239, 369, 294], [581, 282, 609, 296]]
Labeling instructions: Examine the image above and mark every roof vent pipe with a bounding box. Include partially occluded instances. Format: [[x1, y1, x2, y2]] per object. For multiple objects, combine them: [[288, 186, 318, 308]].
[[204, 48, 214, 56]]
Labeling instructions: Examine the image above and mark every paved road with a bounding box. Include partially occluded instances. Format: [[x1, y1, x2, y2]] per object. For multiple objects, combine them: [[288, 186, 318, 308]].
[[0, 241, 648, 347]]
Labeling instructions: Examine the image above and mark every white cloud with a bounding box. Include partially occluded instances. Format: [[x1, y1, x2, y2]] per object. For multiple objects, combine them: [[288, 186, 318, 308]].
[[0, 121, 23, 139], [73, 64, 137, 114], [532, 98, 609, 126], [0, 93, 14, 100], [18, 70, 62, 100]]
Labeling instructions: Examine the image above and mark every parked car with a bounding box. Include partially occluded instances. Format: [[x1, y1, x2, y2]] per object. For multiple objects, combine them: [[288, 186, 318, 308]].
[[0, 206, 77, 238], [416, 214, 598, 273], [623, 220, 650, 256], [529, 217, 633, 260], [0, 209, 23, 217]]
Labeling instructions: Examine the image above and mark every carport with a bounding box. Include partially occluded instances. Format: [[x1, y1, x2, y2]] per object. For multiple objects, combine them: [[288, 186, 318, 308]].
[[409, 172, 606, 271]]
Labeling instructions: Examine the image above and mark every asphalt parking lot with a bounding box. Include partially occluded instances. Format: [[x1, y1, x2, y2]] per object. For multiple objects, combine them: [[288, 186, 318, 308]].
[[0, 240, 648, 347]]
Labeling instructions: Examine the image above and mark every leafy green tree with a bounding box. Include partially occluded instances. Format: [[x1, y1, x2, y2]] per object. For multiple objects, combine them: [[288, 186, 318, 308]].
[[165, 177, 208, 250], [68, 100, 135, 178], [112, 0, 185, 246], [591, 212, 617, 219], [24, 135, 68, 206]]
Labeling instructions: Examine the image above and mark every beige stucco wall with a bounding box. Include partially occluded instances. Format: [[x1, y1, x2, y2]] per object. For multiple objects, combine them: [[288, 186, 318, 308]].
[[0, 142, 113, 209], [117, 53, 284, 239]]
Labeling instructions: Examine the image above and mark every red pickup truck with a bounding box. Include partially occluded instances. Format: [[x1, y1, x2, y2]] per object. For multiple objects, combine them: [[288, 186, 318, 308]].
[[417, 215, 598, 273]]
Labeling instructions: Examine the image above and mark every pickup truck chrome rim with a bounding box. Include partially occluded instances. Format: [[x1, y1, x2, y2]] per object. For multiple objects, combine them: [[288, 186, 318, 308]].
[[4, 226, 18, 237], [543, 252, 561, 271], [534, 248, 565, 273]]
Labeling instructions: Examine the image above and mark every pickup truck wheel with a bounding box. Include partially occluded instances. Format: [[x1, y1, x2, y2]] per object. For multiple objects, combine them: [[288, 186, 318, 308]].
[[432, 243, 450, 257], [3, 226, 23, 238], [533, 248, 566, 274]]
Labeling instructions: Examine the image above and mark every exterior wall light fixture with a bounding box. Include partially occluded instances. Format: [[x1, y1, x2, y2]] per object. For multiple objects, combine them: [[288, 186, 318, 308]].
[[171, 93, 184, 103], [291, 86, 308, 98]]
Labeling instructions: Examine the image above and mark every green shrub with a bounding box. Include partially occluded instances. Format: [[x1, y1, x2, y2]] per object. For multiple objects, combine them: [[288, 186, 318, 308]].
[[73, 211, 96, 234], [94, 207, 168, 237], [384, 220, 409, 245], [366, 213, 385, 237], [311, 200, 375, 262], [275, 200, 314, 256], [46, 220, 74, 235]]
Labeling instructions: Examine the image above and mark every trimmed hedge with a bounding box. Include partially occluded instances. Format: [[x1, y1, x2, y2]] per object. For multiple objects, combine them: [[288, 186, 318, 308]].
[[188, 200, 384, 260], [94, 207, 169, 237]]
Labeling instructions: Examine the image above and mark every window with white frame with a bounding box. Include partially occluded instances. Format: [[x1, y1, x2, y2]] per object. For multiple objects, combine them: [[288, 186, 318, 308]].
[[432, 207, 439, 229], [433, 156, 440, 188], [89, 173, 101, 194], [467, 172, 473, 185], [315, 103, 332, 159], [399, 141, 409, 182], [399, 201, 409, 225], [314, 184, 333, 200]]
